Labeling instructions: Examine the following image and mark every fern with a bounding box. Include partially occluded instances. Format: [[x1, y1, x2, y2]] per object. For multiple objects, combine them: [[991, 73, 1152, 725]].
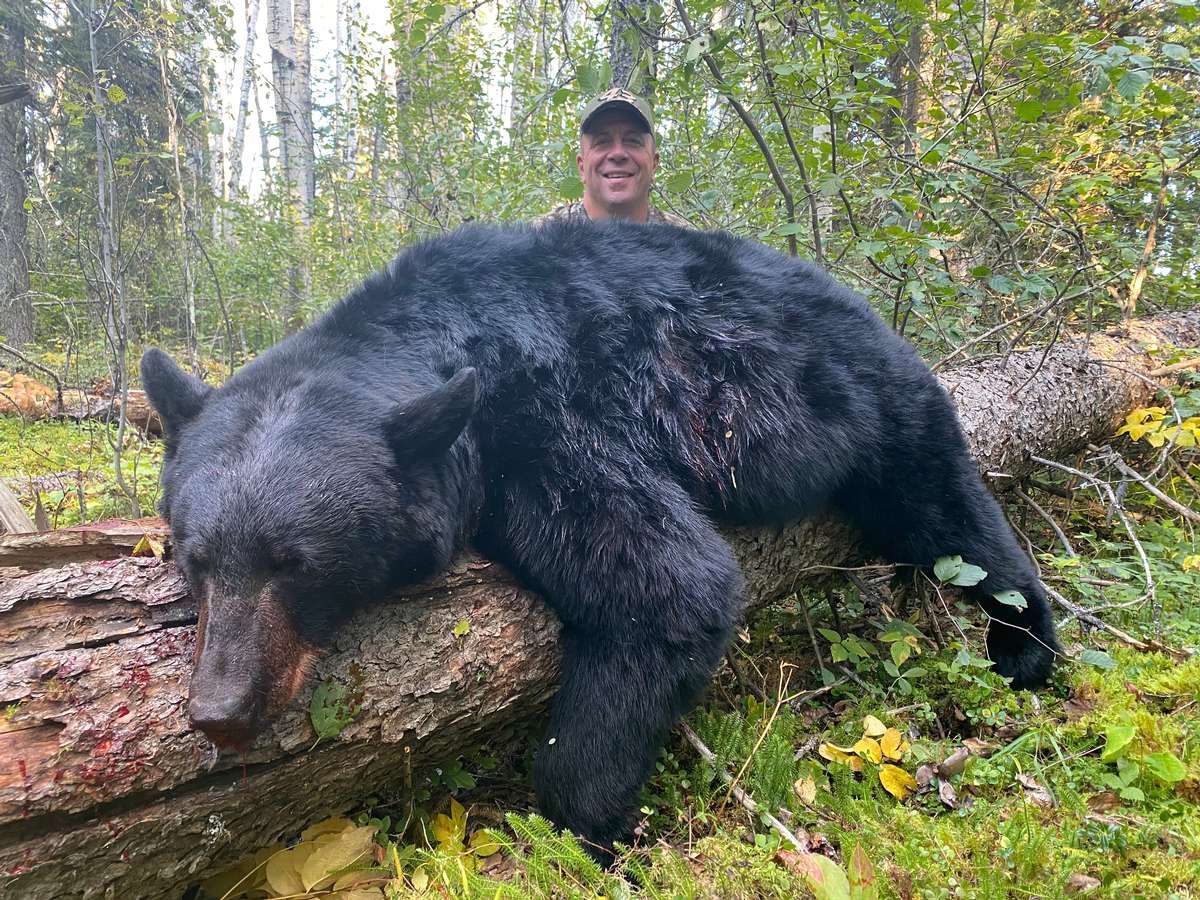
[[501, 812, 622, 897]]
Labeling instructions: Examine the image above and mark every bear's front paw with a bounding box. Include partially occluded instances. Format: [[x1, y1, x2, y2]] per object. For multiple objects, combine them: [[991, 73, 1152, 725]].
[[987, 624, 1058, 689]]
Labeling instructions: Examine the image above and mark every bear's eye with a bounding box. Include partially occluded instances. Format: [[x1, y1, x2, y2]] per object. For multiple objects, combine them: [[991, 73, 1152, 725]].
[[266, 552, 301, 576]]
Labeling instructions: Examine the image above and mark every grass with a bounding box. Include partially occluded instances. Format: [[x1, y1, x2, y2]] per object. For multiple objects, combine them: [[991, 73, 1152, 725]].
[[0, 416, 162, 527]]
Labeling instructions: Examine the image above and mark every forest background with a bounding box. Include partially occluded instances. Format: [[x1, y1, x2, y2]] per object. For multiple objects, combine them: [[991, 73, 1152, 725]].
[[0, 0, 1197, 522], [2, 0, 1200, 897]]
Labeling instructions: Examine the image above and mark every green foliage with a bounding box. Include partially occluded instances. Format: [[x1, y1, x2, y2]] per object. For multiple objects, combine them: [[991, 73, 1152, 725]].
[[309, 679, 362, 744]]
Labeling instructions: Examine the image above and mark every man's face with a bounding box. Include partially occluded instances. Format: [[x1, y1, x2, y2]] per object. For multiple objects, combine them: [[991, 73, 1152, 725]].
[[577, 108, 659, 220]]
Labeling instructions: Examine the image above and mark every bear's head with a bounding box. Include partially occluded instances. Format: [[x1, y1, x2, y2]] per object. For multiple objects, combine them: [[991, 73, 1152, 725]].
[[140, 348, 478, 747]]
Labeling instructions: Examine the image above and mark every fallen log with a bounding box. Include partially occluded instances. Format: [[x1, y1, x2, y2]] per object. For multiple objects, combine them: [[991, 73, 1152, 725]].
[[0, 518, 169, 571], [1, 311, 1197, 899]]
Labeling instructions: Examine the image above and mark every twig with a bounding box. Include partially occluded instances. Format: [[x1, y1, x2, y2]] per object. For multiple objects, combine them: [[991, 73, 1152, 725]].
[[1043, 585, 1149, 652], [1169, 457, 1200, 495], [1032, 454, 1158, 635], [1148, 357, 1200, 378], [1088, 444, 1200, 526], [1014, 486, 1076, 557], [680, 722, 810, 854]]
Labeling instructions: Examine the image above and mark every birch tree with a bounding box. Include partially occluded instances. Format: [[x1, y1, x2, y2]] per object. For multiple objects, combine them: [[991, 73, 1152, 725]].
[[228, 0, 261, 200], [266, 0, 313, 333], [336, 0, 360, 174]]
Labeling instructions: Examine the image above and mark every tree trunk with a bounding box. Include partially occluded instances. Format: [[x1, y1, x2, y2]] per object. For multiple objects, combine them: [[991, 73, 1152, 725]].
[[266, 0, 313, 334], [228, 0, 261, 201], [1, 311, 1198, 898], [0, 2, 34, 349], [155, 19, 199, 372], [336, 0, 359, 174], [253, 68, 272, 186], [84, 0, 140, 520], [609, 0, 656, 97]]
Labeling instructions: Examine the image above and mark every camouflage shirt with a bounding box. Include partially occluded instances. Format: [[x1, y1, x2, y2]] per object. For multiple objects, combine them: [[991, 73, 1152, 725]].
[[533, 200, 694, 229]]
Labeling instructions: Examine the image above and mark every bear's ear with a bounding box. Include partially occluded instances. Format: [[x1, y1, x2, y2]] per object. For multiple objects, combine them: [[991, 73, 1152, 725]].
[[385, 367, 479, 461], [140, 348, 212, 441]]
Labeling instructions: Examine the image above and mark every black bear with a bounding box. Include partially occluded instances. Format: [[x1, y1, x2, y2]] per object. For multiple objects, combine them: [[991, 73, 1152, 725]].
[[142, 220, 1057, 850]]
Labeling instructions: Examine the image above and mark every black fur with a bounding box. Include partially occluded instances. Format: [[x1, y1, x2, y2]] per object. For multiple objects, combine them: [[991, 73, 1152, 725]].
[[143, 220, 1058, 849]]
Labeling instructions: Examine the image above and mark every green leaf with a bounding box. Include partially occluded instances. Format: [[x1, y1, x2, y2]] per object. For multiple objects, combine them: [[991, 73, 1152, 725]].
[[1013, 99, 1042, 122], [1118, 785, 1145, 802], [665, 171, 692, 192], [890, 641, 911, 667], [1116, 69, 1151, 99], [817, 628, 842, 642], [105, 84, 127, 104], [993, 590, 1027, 610], [776, 222, 805, 236], [816, 173, 843, 197], [309, 680, 358, 742], [848, 844, 877, 900], [558, 175, 583, 200], [789, 851, 852, 900], [1101, 723, 1136, 762], [934, 555, 962, 582], [1143, 751, 1187, 782], [988, 274, 1015, 293], [951, 563, 987, 587], [1162, 43, 1189, 62], [452, 618, 470, 638], [685, 35, 711, 62], [1079, 649, 1116, 670]]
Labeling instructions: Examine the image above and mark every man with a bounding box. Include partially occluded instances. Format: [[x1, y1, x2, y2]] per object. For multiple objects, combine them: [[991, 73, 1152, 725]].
[[537, 87, 691, 227]]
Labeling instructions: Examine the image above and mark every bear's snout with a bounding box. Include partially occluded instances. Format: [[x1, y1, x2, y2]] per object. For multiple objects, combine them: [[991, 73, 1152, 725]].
[[188, 681, 262, 749]]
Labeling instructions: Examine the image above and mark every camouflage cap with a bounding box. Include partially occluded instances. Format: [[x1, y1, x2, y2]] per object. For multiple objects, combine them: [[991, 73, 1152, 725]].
[[580, 88, 654, 136]]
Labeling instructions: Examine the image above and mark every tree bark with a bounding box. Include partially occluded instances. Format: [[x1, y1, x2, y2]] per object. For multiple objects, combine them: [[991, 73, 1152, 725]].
[[0, 1, 34, 349], [228, 0, 261, 201], [609, 0, 656, 97], [266, 0, 313, 334], [1, 311, 1198, 898]]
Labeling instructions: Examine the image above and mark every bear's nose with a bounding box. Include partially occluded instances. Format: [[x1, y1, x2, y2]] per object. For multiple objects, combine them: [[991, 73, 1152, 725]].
[[188, 688, 259, 748]]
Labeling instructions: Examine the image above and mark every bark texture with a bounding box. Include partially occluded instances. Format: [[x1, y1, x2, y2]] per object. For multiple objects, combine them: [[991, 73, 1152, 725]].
[[0, 311, 1197, 898], [0, 1, 33, 349]]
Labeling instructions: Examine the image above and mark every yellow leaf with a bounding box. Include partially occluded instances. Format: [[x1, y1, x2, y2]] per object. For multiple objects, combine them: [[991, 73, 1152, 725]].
[[470, 829, 501, 857], [264, 844, 312, 896], [1147, 430, 1167, 448], [130, 534, 165, 559], [199, 845, 281, 899], [879, 764, 918, 801], [861, 715, 886, 737], [410, 866, 430, 891], [432, 813, 457, 846], [794, 776, 817, 804], [819, 742, 864, 772], [450, 798, 468, 834], [853, 737, 883, 764], [300, 825, 376, 891], [880, 728, 910, 761], [1183, 555, 1200, 573], [333, 868, 388, 889], [301, 816, 356, 842]]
